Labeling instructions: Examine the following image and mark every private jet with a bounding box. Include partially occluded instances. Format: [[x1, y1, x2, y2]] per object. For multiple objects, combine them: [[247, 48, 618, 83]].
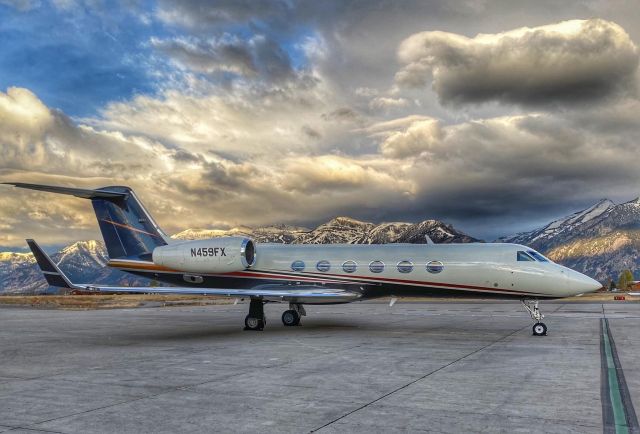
[[5, 182, 602, 335]]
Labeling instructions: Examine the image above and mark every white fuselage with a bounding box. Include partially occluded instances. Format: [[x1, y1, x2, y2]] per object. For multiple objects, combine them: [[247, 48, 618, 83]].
[[247, 242, 601, 299]]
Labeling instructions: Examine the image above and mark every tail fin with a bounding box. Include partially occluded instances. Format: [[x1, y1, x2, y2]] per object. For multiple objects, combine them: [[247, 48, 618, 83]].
[[5, 183, 169, 260], [26, 239, 76, 289]]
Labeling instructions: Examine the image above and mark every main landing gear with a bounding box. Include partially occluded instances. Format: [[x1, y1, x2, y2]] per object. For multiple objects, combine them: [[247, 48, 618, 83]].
[[244, 298, 266, 331], [521, 299, 547, 336], [243, 300, 307, 330], [281, 303, 306, 327]]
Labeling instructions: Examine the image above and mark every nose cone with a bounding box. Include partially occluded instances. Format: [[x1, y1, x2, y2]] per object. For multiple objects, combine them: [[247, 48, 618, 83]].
[[567, 270, 602, 295]]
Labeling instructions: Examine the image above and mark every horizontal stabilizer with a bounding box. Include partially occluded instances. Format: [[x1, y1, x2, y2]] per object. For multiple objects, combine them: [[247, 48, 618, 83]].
[[26, 239, 78, 289], [3, 183, 127, 199]]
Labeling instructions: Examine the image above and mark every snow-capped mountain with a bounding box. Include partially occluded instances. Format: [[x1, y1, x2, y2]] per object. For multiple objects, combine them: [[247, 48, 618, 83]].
[[0, 252, 46, 294], [1, 217, 477, 293], [498, 199, 615, 250], [54, 240, 109, 283], [0, 240, 154, 294], [173, 224, 309, 244], [500, 197, 640, 281], [174, 217, 476, 245]]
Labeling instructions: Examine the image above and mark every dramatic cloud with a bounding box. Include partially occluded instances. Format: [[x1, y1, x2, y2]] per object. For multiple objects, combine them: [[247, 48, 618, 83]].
[[5, 80, 640, 246], [396, 19, 640, 105], [3, 2, 640, 247], [0, 87, 414, 244], [378, 117, 443, 158], [366, 107, 640, 236]]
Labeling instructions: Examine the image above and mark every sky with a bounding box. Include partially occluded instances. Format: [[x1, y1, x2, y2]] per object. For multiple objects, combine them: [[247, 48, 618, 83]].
[[1, 0, 640, 248]]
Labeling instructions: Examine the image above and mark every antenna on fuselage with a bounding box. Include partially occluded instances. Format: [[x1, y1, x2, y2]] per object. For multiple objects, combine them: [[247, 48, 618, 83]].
[[425, 235, 434, 244]]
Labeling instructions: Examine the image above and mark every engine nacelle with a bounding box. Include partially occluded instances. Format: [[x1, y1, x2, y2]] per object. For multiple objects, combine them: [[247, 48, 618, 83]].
[[152, 237, 256, 273]]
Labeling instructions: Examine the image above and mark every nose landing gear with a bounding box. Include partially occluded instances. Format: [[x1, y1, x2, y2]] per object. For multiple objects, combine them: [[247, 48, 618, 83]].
[[522, 299, 547, 336]]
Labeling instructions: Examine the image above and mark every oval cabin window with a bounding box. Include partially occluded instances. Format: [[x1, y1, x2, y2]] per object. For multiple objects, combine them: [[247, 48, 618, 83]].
[[291, 260, 305, 272], [426, 260, 444, 274], [397, 260, 413, 273], [342, 260, 357, 273], [316, 260, 330, 272], [369, 260, 385, 273]]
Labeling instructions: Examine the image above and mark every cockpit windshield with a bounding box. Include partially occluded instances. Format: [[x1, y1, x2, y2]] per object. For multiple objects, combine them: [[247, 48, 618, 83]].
[[517, 251, 535, 261], [527, 250, 550, 262], [517, 250, 550, 262]]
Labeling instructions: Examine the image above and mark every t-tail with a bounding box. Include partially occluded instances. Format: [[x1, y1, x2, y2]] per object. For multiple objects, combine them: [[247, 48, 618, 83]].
[[4, 183, 170, 260]]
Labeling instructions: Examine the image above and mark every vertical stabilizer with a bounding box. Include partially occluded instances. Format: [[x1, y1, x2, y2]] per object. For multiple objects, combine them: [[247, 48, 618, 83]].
[[90, 187, 169, 259]]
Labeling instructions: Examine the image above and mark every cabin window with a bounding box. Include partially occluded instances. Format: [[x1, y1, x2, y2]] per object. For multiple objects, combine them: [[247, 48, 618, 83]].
[[397, 260, 413, 273], [426, 260, 444, 274], [369, 260, 385, 273], [291, 260, 305, 272], [342, 260, 357, 273], [517, 251, 535, 262], [527, 250, 549, 262], [316, 260, 331, 272]]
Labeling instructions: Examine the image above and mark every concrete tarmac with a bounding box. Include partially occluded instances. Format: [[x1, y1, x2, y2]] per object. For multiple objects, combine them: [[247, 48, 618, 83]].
[[0, 301, 638, 433]]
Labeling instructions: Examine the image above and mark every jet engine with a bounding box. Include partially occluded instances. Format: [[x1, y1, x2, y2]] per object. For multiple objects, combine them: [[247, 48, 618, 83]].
[[152, 237, 256, 273]]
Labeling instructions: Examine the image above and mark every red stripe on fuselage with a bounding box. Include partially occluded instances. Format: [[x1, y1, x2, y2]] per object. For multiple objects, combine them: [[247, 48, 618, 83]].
[[232, 269, 541, 296], [107, 261, 542, 296]]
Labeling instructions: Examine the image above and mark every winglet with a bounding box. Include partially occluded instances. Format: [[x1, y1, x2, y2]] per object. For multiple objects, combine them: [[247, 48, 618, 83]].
[[26, 239, 79, 289]]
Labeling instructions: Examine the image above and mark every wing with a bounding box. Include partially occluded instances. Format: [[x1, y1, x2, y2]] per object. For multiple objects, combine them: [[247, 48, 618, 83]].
[[86, 284, 362, 304]]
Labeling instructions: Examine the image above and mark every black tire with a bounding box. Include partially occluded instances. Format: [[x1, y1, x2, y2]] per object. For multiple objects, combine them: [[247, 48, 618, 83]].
[[282, 310, 300, 326], [245, 315, 264, 331], [532, 322, 547, 336]]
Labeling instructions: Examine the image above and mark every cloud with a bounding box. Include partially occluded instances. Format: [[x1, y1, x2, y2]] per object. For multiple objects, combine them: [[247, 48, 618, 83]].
[[4, 79, 640, 245], [151, 34, 295, 83], [151, 36, 257, 77], [396, 19, 639, 105], [367, 108, 640, 235], [93, 80, 333, 159], [378, 117, 443, 158], [0, 0, 39, 11], [0, 87, 414, 244], [280, 155, 414, 194], [369, 96, 411, 111], [5, 4, 640, 246], [155, 0, 292, 31]]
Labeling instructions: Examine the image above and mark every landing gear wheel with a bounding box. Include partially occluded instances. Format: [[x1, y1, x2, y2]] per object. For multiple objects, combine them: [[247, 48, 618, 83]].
[[282, 309, 300, 326], [245, 315, 265, 331], [532, 322, 547, 336], [244, 298, 266, 331], [522, 299, 547, 337]]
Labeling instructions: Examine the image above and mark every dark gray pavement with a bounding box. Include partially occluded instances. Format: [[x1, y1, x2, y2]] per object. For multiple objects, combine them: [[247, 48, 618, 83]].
[[0, 301, 638, 433]]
